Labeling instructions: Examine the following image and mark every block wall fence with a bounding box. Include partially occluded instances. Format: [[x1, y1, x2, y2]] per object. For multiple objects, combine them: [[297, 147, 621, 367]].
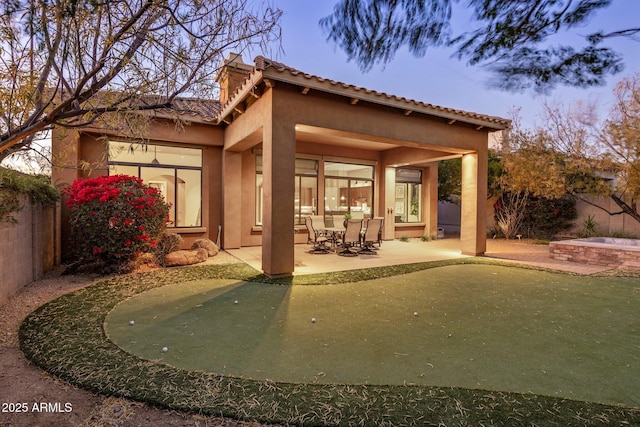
[[439, 196, 640, 238], [2, 192, 638, 301], [0, 194, 60, 302]]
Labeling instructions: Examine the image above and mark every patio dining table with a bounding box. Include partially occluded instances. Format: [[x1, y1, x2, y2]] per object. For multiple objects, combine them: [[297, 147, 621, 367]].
[[322, 225, 373, 249], [321, 227, 346, 247]]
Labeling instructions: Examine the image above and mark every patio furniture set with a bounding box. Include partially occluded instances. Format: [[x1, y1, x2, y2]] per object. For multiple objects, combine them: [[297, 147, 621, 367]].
[[305, 215, 383, 256]]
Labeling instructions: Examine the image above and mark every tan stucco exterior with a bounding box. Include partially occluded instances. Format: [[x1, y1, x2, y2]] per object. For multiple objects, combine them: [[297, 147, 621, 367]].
[[52, 54, 509, 276], [53, 120, 225, 253]]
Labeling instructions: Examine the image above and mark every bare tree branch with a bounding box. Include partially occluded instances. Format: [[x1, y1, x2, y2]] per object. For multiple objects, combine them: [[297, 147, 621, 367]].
[[502, 73, 640, 227], [0, 0, 282, 162], [322, 0, 632, 92]]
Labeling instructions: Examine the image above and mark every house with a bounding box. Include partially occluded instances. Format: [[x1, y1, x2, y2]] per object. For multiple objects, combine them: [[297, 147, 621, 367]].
[[52, 53, 510, 277]]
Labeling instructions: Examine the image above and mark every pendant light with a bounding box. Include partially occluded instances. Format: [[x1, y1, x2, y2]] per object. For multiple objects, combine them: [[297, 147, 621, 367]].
[[151, 145, 160, 164]]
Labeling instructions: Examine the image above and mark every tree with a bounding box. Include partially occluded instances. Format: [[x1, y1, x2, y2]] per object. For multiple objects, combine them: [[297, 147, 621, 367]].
[[493, 192, 577, 239], [600, 73, 640, 220], [438, 149, 502, 203], [437, 157, 462, 203], [320, 0, 638, 92], [0, 0, 282, 162], [500, 103, 603, 198], [493, 191, 527, 239], [0, 132, 52, 174], [500, 74, 640, 225]]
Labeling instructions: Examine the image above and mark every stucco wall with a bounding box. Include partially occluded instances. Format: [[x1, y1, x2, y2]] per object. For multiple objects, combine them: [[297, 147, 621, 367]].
[[0, 194, 59, 303], [227, 82, 481, 249], [52, 122, 225, 259], [440, 195, 640, 239], [438, 201, 462, 233], [571, 195, 640, 237]]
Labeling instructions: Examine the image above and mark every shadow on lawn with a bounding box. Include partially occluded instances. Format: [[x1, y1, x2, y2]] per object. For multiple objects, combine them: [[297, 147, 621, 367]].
[[19, 260, 640, 426]]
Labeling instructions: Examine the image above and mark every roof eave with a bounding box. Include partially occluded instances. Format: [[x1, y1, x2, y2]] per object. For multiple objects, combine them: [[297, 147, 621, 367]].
[[217, 63, 511, 131], [216, 69, 264, 125], [154, 110, 218, 125], [265, 69, 510, 131]]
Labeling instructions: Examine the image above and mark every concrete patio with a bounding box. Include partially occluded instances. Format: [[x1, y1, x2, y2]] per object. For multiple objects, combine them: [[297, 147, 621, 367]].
[[226, 237, 611, 276]]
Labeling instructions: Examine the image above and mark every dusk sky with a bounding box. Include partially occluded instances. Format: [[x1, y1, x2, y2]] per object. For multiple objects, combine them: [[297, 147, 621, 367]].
[[249, 0, 640, 129]]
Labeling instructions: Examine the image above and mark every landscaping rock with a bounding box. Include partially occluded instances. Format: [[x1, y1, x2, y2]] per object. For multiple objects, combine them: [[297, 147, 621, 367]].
[[191, 238, 219, 257], [163, 248, 208, 267]]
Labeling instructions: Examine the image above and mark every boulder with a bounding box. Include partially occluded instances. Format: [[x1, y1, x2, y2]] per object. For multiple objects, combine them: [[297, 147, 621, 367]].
[[191, 238, 219, 257], [163, 248, 208, 267]]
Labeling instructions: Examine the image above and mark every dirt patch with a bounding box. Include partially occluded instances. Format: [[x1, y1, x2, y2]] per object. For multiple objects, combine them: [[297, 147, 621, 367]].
[[0, 257, 272, 427]]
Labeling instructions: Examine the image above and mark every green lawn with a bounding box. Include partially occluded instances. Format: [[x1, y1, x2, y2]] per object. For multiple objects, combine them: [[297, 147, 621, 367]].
[[106, 264, 640, 407], [20, 260, 640, 426]]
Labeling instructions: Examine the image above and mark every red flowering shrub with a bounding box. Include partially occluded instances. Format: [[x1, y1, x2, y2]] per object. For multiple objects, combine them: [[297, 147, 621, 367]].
[[64, 175, 170, 267]]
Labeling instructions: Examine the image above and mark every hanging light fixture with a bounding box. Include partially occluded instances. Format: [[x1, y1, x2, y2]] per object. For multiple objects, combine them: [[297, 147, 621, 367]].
[[151, 145, 160, 164]]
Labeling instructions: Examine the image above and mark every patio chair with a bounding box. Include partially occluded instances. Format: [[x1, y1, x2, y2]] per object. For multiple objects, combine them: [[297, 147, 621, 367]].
[[333, 214, 346, 228], [359, 218, 382, 255], [337, 219, 363, 256], [310, 215, 328, 233], [324, 215, 335, 227], [373, 217, 384, 247], [305, 216, 330, 254], [312, 214, 341, 246]]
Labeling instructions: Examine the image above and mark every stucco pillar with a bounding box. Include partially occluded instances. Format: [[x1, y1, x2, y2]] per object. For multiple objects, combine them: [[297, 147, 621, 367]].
[[222, 151, 242, 249], [424, 165, 439, 238], [460, 149, 488, 255], [261, 112, 296, 276], [51, 129, 81, 262], [384, 167, 396, 240]]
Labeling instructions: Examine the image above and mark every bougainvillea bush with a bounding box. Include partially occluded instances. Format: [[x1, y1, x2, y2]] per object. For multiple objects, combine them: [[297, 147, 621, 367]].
[[65, 175, 170, 268]]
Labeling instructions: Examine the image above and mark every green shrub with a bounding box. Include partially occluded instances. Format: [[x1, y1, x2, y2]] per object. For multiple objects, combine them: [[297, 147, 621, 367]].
[[64, 175, 170, 268], [493, 192, 527, 239], [521, 195, 577, 239], [0, 168, 60, 223], [495, 193, 576, 239], [577, 214, 598, 238]]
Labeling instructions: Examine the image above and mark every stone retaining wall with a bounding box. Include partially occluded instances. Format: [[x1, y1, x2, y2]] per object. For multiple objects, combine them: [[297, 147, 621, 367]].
[[549, 239, 640, 270]]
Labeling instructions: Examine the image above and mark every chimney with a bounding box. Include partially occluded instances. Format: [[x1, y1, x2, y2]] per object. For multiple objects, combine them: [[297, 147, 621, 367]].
[[216, 53, 253, 105]]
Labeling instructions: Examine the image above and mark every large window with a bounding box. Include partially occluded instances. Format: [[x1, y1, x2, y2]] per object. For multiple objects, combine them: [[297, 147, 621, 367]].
[[255, 156, 318, 226], [394, 168, 422, 223], [108, 141, 202, 227], [324, 162, 374, 219]]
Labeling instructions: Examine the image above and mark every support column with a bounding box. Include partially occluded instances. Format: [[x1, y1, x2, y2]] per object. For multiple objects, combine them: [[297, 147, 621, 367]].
[[384, 167, 396, 240], [460, 149, 488, 255], [424, 164, 439, 238], [51, 129, 81, 262], [222, 151, 242, 249], [261, 110, 296, 277]]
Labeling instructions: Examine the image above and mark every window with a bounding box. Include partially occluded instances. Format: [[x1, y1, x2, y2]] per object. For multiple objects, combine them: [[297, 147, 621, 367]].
[[108, 141, 202, 227], [324, 162, 374, 219], [255, 156, 318, 226], [395, 168, 422, 223]]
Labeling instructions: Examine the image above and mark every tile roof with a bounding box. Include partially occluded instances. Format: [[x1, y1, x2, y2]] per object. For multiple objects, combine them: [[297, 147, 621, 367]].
[[252, 56, 510, 129], [133, 95, 220, 123], [166, 97, 220, 122]]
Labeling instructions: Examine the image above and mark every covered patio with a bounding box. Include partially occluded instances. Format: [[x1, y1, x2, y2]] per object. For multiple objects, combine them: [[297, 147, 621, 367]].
[[52, 53, 511, 277], [218, 54, 511, 277], [225, 237, 610, 276]]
